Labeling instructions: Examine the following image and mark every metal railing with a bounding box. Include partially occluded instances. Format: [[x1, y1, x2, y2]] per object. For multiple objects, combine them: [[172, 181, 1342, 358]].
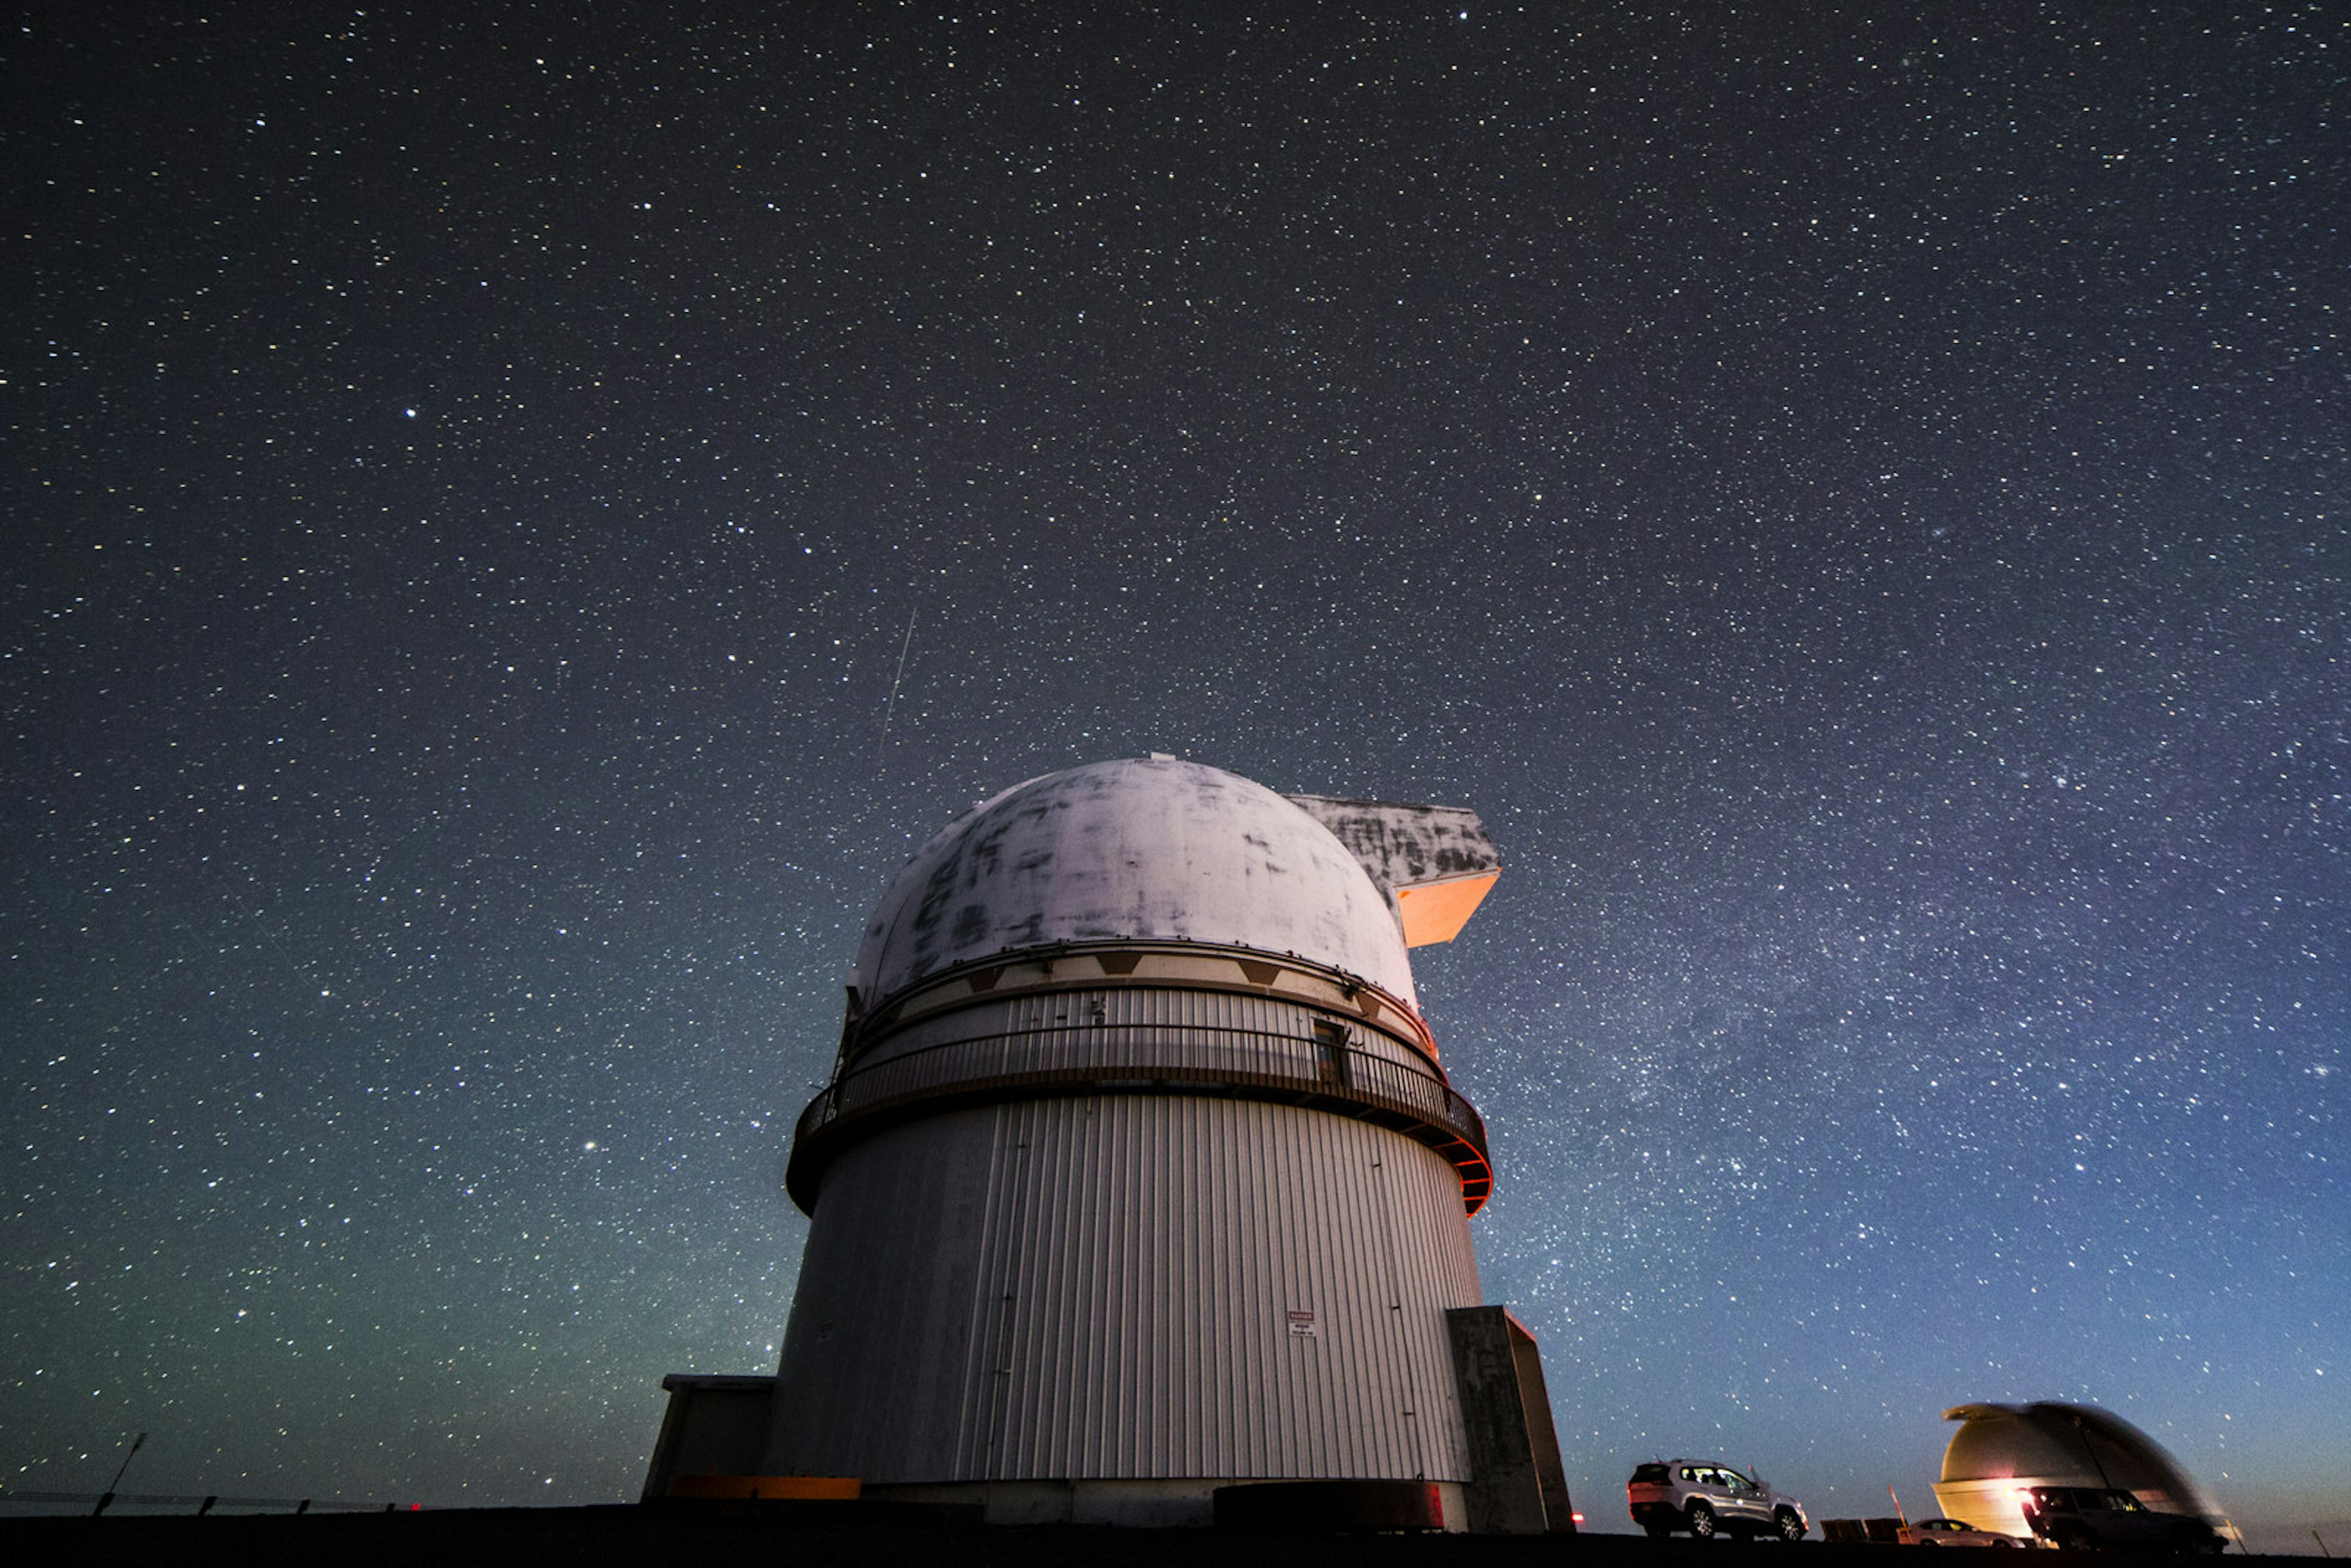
[[786, 1022, 1492, 1213]]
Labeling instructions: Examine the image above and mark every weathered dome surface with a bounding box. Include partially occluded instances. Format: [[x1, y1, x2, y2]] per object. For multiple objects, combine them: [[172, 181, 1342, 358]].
[[850, 757, 1417, 1004]]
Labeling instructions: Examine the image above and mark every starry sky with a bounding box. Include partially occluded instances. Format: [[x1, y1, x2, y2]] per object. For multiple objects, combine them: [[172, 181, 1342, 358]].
[[6, 0, 2344, 1548]]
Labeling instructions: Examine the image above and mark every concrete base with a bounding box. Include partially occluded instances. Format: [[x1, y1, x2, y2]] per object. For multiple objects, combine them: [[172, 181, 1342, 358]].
[[1444, 1307, 1575, 1533]]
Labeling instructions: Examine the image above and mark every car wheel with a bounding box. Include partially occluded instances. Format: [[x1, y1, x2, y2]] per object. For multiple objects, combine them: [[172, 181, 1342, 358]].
[[1775, 1510, 1805, 1542], [1688, 1501, 1717, 1539], [1644, 1524, 1672, 1540], [2054, 1526, 2095, 1551]]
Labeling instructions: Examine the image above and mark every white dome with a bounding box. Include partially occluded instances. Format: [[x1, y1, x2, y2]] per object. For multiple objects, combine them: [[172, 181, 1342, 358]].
[[850, 757, 1417, 1005]]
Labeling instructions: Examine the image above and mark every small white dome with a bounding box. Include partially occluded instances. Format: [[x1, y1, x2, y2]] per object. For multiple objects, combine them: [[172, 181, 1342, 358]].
[[851, 758, 1417, 1005]]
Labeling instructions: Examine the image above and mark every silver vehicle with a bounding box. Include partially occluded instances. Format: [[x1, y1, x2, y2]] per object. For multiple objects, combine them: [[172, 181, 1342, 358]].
[[1628, 1459, 1811, 1540]]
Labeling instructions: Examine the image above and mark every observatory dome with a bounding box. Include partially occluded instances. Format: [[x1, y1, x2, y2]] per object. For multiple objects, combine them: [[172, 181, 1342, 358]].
[[850, 756, 1418, 1005], [1940, 1402, 2208, 1499], [1933, 1401, 2225, 1534], [1941, 1402, 2097, 1484]]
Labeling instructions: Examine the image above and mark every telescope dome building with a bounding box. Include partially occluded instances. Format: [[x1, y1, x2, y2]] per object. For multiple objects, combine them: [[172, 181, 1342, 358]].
[[718, 757, 1565, 1529], [1933, 1401, 2231, 1542]]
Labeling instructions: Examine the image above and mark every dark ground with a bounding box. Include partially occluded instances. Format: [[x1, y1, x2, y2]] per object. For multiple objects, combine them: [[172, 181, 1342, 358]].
[[0, 1507, 2320, 1568]]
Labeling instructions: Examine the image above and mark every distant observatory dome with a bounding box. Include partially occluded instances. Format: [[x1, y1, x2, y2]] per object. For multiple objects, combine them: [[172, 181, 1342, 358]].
[[852, 756, 1419, 1004], [1941, 1403, 2105, 1483], [1932, 1401, 2228, 1540]]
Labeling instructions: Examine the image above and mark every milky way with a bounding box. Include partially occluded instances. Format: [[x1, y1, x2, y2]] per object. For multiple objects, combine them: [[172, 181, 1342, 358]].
[[6, 4, 2344, 1547]]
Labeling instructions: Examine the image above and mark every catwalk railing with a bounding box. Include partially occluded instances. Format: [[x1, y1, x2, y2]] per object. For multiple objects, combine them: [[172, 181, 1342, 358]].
[[786, 1022, 1492, 1213]]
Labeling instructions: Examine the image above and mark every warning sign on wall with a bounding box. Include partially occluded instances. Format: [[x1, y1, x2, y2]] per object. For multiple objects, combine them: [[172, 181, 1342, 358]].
[[1286, 1310, 1319, 1338]]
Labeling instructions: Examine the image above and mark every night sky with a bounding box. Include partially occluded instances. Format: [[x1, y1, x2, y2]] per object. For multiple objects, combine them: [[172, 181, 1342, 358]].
[[6, 1, 2345, 1548]]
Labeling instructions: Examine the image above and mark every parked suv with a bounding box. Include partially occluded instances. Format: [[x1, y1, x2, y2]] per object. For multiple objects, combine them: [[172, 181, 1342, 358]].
[[1628, 1460, 1810, 1540], [2016, 1486, 2224, 1554]]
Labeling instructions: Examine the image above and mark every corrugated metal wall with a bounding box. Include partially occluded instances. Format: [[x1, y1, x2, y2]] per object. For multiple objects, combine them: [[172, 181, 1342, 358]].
[[767, 1094, 1483, 1485]]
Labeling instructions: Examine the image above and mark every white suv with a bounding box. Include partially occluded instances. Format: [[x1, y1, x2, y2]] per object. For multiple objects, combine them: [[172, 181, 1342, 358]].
[[1628, 1459, 1810, 1540]]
